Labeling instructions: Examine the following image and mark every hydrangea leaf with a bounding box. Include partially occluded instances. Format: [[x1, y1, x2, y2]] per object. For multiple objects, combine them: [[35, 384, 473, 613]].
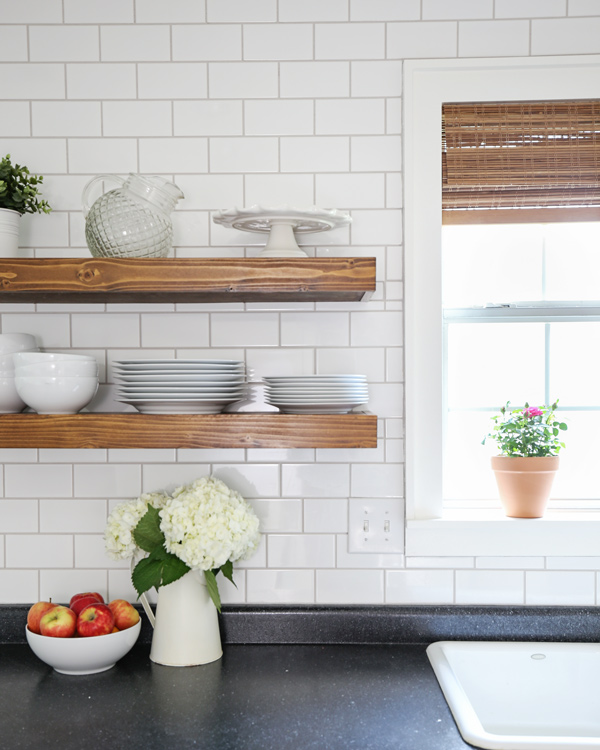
[[133, 505, 164, 553], [204, 569, 222, 613]]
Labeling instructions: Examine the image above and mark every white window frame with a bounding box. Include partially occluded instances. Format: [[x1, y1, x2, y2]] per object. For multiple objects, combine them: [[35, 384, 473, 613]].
[[403, 55, 600, 556]]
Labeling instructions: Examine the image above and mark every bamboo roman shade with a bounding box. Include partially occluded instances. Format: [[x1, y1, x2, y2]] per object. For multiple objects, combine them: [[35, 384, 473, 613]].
[[442, 100, 600, 222]]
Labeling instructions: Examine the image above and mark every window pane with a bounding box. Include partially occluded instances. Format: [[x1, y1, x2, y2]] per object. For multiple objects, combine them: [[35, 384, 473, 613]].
[[444, 411, 498, 501], [550, 322, 600, 407], [545, 223, 600, 301], [447, 322, 545, 408], [442, 224, 543, 307], [551, 412, 600, 500]]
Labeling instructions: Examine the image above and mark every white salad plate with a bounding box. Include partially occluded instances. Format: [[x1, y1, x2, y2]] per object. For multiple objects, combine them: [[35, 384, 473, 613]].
[[266, 397, 367, 404], [116, 375, 248, 384], [265, 387, 368, 395], [263, 375, 366, 383], [272, 403, 363, 414], [116, 359, 244, 366], [118, 392, 247, 400], [115, 363, 245, 372], [118, 384, 247, 393]]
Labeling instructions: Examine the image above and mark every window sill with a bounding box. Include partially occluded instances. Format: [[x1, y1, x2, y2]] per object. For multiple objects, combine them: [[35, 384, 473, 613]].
[[406, 510, 600, 557]]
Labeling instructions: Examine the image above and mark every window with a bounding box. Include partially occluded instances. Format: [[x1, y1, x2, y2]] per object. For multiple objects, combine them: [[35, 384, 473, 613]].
[[403, 56, 600, 556]]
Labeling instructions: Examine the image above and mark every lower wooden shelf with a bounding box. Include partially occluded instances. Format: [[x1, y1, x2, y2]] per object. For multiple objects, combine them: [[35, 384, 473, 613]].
[[0, 412, 377, 449]]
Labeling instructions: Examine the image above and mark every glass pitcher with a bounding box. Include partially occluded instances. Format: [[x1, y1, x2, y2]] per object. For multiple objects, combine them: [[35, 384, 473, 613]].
[[82, 174, 184, 259]]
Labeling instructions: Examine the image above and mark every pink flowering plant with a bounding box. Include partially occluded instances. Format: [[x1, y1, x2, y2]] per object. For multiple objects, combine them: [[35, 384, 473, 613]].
[[482, 401, 567, 457]]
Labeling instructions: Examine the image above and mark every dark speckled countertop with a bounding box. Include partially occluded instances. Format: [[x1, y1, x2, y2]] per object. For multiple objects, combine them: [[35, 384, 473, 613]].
[[3, 605, 598, 750]]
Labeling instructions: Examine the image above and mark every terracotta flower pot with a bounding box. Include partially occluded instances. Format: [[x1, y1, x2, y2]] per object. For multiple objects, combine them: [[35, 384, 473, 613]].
[[490, 456, 559, 518]]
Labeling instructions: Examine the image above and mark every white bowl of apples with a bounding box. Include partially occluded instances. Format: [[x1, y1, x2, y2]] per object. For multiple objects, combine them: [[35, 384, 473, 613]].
[[26, 592, 142, 675]]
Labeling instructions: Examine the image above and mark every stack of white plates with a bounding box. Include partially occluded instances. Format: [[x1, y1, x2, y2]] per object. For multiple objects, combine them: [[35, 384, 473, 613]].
[[114, 359, 248, 414], [263, 374, 368, 414]]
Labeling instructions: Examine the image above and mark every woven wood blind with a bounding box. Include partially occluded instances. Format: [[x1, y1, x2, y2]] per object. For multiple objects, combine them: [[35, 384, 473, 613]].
[[442, 100, 600, 221]]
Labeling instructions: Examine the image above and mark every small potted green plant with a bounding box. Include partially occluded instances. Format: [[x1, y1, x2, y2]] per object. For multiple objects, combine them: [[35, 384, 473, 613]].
[[482, 401, 568, 518], [0, 154, 52, 257]]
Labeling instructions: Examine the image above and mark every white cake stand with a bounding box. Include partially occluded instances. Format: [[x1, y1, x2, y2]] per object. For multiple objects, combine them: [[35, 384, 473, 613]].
[[212, 205, 352, 258]]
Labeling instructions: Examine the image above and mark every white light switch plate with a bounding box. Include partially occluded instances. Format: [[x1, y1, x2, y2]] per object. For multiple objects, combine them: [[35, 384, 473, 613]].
[[348, 498, 403, 554]]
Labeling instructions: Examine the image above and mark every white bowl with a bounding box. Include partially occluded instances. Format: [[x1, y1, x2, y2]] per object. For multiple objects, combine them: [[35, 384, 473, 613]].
[[0, 349, 38, 370], [15, 374, 99, 414], [26, 620, 141, 675], [13, 352, 96, 366], [0, 376, 26, 413], [15, 361, 99, 377], [0, 333, 38, 354]]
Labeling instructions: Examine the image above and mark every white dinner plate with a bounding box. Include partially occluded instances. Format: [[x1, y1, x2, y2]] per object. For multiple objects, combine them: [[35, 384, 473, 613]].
[[266, 398, 368, 405], [274, 404, 362, 414], [116, 359, 244, 366], [265, 388, 369, 395], [117, 391, 247, 399], [118, 397, 244, 414], [115, 373, 248, 384], [115, 363, 245, 372], [263, 375, 366, 383]]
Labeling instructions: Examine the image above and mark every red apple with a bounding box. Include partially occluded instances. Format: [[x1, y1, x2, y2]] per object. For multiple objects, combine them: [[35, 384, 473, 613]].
[[70, 593, 103, 616], [27, 600, 58, 634], [77, 603, 114, 637], [108, 599, 140, 631], [69, 591, 104, 608], [40, 606, 77, 638]]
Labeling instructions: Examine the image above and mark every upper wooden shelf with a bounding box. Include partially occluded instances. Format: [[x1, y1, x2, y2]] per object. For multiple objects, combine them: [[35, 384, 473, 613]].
[[0, 413, 377, 449], [0, 257, 376, 304]]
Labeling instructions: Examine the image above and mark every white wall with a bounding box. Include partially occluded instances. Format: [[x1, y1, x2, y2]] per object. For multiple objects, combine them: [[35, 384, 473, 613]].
[[1, 0, 599, 607]]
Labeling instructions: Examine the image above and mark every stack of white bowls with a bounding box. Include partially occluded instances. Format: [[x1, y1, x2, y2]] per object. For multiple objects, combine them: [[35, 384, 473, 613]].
[[13, 353, 99, 414], [0, 333, 40, 413]]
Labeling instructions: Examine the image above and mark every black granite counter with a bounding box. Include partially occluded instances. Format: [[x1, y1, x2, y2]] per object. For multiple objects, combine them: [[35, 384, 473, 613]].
[[3, 641, 469, 750], [3, 605, 598, 750]]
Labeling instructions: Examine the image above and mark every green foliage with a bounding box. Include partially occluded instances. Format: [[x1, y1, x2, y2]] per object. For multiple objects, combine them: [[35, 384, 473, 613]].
[[482, 400, 568, 457], [0, 154, 52, 215], [130, 505, 234, 613]]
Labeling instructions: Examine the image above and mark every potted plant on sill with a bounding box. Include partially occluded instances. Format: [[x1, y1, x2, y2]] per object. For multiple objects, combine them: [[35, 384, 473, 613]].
[[482, 401, 568, 518], [0, 154, 51, 257]]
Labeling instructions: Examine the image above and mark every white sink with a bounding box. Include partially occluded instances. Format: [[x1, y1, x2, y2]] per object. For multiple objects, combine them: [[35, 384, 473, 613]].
[[427, 640, 600, 749]]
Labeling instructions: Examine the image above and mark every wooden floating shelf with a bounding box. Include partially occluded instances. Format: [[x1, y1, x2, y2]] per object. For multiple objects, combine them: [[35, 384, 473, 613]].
[[0, 257, 376, 304], [0, 413, 377, 449]]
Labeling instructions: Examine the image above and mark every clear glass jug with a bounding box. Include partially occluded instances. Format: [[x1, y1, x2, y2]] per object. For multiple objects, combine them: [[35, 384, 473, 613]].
[[82, 174, 184, 259]]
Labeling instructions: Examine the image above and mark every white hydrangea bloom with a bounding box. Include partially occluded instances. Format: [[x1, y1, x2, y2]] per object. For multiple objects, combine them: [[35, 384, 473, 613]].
[[104, 491, 170, 560], [159, 476, 261, 571]]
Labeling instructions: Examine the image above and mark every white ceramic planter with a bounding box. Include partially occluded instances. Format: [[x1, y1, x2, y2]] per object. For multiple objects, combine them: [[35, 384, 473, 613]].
[[0, 208, 21, 257]]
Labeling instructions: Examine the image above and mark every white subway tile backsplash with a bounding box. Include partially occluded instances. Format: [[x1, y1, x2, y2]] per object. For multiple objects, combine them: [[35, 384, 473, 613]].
[[72, 313, 140, 348], [386, 570, 454, 604], [65, 0, 134, 23], [351, 62, 403, 98], [351, 311, 402, 348], [175, 175, 241, 210], [207, 0, 276, 23], [141, 313, 209, 348], [316, 173, 385, 209], [459, 20, 530, 57], [281, 136, 350, 173], [316, 99, 385, 136], [30, 25, 100, 62], [142, 463, 211, 494], [245, 174, 314, 207], [351, 135, 402, 172], [2, 1, 62, 23], [387, 21, 458, 58], [424, 0, 493, 19], [315, 23, 385, 60], [247, 569, 315, 603], [456, 570, 524, 605], [304, 498, 348, 532], [568, 0, 599, 14], [211, 312, 279, 347], [136, 0, 205, 23], [213, 464, 280, 498], [75, 535, 127, 569], [317, 569, 384, 603], [0, 26, 27, 61], [280, 0, 347, 21], [172, 25, 242, 62], [280, 61, 350, 98], [74, 465, 141, 498], [0, 571, 39, 603], [138, 138, 207, 175], [243, 24, 313, 61], [209, 62, 278, 99], [281, 312, 349, 347], [101, 25, 171, 62], [175, 101, 242, 136], [252, 499, 303, 532], [138, 63, 208, 100], [7, 535, 73, 568], [531, 17, 600, 54], [42, 570, 108, 603], [0, 500, 38, 532], [39, 449, 106, 463], [209, 137, 279, 173], [496, 0, 566, 17], [269, 534, 335, 567], [2, 312, 70, 348], [19, 211, 70, 249], [316, 347, 385, 381], [350, 0, 420, 21], [244, 100, 314, 136], [351, 464, 403, 498], [68, 138, 138, 174], [103, 101, 172, 137], [0, 64, 65, 99], [282, 464, 350, 498], [526, 571, 595, 605], [40, 500, 107, 533], [351, 210, 402, 245], [67, 63, 136, 99], [32, 102, 102, 137], [0, 103, 30, 137]]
